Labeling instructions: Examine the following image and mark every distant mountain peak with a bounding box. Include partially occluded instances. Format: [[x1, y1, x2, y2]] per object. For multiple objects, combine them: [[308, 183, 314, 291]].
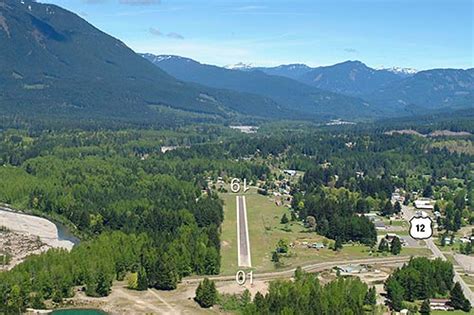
[[140, 54, 195, 64], [378, 66, 418, 76], [224, 62, 253, 70], [337, 60, 367, 66], [273, 63, 312, 70]]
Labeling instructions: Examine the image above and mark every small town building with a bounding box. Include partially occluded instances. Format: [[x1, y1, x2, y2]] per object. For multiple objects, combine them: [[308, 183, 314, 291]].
[[415, 210, 429, 218], [385, 233, 398, 241], [310, 243, 325, 249], [430, 299, 453, 311], [362, 213, 378, 221], [374, 221, 386, 230], [414, 198, 434, 210], [391, 192, 405, 203], [335, 264, 367, 274], [444, 237, 453, 245], [283, 170, 297, 177]]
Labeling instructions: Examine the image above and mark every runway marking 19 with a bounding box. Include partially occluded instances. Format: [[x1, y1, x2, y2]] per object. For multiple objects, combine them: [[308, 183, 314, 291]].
[[231, 178, 250, 193]]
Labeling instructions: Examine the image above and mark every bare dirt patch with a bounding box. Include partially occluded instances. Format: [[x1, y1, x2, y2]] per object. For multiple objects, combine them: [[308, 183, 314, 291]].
[[0, 207, 74, 268], [60, 282, 219, 315], [0, 228, 50, 270]]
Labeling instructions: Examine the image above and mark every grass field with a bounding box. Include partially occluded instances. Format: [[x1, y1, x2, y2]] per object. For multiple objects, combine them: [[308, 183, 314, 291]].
[[461, 275, 474, 287], [219, 189, 431, 275], [432, 311, 473, 315], [377, 229, 410, 236]]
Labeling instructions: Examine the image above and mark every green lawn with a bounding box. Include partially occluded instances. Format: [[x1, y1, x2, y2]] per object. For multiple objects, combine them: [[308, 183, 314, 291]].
[[377, 230, 410, 236], [383, 219, 408, 228], [432, 311, 473, 315], [461, 275, 474, 286], [219, 189, 431, 276]]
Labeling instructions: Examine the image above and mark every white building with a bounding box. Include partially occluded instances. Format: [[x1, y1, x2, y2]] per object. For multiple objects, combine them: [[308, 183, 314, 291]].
[[414, 198, 434, 210], [283, 170, 297, 177]]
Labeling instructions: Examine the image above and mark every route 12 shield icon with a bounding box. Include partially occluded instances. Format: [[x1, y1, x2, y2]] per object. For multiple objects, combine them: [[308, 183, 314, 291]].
[[409, 216, 433, 240]]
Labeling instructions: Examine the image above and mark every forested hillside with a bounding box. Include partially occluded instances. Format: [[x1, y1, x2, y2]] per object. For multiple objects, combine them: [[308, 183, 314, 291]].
[[0, 0, 291, 122]]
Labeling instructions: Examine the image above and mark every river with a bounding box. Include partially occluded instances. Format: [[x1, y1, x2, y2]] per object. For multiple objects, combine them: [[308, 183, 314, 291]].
[[0, 205, 79, 249]]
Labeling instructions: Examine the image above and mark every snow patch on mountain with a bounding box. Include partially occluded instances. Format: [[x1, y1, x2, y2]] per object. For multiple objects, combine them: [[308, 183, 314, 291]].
[[225, 62, 253, 70], [379, 66, 418, 76]]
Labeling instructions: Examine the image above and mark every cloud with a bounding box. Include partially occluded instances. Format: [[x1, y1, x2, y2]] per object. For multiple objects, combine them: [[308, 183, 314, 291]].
[[149, 27, 162, 36], [166, 32, 184, 40], [148, 28, 184, 39], [344, 48, 358, 53]]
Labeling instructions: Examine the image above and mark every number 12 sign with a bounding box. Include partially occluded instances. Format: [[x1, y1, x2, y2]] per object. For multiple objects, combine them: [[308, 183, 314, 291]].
[[409, 216, 433, 240]]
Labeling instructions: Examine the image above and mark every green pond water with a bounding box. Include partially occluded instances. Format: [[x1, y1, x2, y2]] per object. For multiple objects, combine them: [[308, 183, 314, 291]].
[[52, 309, 106, 315]]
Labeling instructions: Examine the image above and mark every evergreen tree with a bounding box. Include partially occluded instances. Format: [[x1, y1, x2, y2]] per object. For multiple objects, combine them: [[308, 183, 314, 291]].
[[382, 200, 394, 216], [394, 201, 402, 214], [276, 239, 289, 254], [253, 292, 267, 312], [96, 269, 112, 297], [463, 241, 473, 255], [423, 185, 433, 198], [390, 237, 402, 255], [137, 266, 148, 291], [241, 289, 251, 307], [454, 210, 462, 232], [378, 238, 390, 252], [334, 238, 343, 251], [364, 286, 377, 306], [290, 211, 297, 222], [271, 251, 280, 264], [441, 234, 447, 247], [154, 252, 179, 290], [420, 299, 430, 315], [280, 213, 289, 224], [386, 278, 404, 311], [294, 266, 304, 282], [450, 282, 471, 312], [195, 278, 218, 308]]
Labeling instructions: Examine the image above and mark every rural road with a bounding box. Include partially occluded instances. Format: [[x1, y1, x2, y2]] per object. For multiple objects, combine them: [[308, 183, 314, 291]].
[[184, 256, 411, 284], [401, 205, 474, 304], [237, 195, 252, 267]]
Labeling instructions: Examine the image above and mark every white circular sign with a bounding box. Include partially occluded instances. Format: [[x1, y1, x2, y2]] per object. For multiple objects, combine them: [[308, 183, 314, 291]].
[[409, 216, 433, 240]]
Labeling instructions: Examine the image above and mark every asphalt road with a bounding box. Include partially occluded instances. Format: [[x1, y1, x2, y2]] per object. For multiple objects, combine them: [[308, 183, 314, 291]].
[[237, 195, 252, 267], [401, 205, 474, 304]]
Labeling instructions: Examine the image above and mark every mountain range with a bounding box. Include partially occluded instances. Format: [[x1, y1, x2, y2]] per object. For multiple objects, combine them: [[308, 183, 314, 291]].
[[141, 54, 377, 119], [0, 0, 472, 125], [144, 54, 474, 117]]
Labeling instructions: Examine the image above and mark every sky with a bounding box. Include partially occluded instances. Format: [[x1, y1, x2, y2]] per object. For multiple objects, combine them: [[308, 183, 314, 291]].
[[44, 0, 473, 70]]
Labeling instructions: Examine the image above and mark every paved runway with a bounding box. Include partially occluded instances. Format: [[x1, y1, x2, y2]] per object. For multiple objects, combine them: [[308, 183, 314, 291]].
[[236, 195, 252, 267]]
